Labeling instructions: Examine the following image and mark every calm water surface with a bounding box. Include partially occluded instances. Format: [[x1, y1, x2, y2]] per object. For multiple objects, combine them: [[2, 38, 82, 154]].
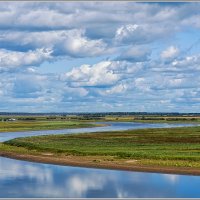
[[0, 122, 200, 198], [1, 157, 200, 198]]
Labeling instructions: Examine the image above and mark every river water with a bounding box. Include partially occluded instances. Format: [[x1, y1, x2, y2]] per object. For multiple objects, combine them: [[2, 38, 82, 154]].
[[0, 121, 196, 142], [0, 122, 200, 198]]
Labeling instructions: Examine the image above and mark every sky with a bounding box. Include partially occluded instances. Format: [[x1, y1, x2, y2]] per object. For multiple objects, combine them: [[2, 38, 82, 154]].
[[0, 2, 200, 113]]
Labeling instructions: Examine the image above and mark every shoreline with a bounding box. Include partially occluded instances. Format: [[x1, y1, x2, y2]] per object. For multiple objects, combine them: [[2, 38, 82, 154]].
[[0, 121, 198, 133], [1, 151, 200, 176], [0, 123, 107, 133]]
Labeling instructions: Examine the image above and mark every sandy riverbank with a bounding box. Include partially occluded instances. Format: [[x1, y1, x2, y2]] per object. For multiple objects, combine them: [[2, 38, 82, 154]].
[[1, 151, 200, 176]]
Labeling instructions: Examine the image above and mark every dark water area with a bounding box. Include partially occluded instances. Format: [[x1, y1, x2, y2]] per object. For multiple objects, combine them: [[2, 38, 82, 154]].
[[0, 122, 200, 198]]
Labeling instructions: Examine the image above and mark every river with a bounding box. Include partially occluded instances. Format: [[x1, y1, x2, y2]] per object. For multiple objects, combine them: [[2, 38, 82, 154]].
[[0, 122, 200, 198]]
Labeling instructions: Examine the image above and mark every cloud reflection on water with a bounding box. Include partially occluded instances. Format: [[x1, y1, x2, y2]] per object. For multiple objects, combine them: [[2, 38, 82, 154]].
[[1, 157, 200, 198]]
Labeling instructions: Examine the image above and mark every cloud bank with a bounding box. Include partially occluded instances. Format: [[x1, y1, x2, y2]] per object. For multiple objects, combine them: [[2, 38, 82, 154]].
[[0, 2, 200, 112]]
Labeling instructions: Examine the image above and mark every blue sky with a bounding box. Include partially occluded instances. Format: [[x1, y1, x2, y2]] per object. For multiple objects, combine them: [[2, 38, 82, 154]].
[[0, 2, 200, 113]]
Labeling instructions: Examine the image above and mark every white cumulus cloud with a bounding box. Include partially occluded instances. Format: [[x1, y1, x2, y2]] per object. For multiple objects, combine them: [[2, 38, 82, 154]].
[[0, 48, 52, 71], [61, 61, 120, 87], [161, 46, 179, 60]]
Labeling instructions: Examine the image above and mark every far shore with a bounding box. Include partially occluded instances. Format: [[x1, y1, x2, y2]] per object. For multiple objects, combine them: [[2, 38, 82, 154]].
[[0, 120, 106, 133], [1, 151, 200, 176]]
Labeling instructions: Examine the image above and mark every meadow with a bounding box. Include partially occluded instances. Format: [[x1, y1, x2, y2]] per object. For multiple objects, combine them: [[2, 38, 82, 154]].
[[0, 120, 98, 132], [2, 125, 200, 171], [0, 114, 199, 132]]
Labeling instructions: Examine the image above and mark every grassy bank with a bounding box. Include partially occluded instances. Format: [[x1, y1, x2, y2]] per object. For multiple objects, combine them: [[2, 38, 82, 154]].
[[104, 116, 200, 123], [0, 114, 199, 133], [0, 120, 100, 132], [1, 125, 200, 174]]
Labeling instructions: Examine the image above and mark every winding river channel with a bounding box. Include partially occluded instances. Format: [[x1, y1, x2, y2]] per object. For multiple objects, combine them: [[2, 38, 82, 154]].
[[1, 122, 200, 198]]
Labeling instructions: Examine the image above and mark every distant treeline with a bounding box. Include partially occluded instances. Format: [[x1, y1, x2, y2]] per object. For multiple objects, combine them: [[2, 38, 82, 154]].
[[18, 117, 36, 120], [135, 117, 198, 121], [0, 112, 200, 117], [0, 117, 37, 121]]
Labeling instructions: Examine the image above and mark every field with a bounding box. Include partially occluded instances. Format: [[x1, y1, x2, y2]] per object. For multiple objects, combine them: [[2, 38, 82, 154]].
[[0, 114, 199, 132], [104, 115, 200, 123], [1, 125, 200, 174], [0, 120, 99, 132]]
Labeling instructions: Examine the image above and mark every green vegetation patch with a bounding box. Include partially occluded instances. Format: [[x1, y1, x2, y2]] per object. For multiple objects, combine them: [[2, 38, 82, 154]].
[[0, 120, 98, 132], [3, 126, 200, 168]]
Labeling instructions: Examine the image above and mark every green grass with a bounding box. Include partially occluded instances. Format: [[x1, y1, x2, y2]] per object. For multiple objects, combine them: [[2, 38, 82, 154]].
[[0, 114, 199, 133], [104, 116, 200, 124], [0, 120, 99, 132], [3, 125, 200, 168]]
